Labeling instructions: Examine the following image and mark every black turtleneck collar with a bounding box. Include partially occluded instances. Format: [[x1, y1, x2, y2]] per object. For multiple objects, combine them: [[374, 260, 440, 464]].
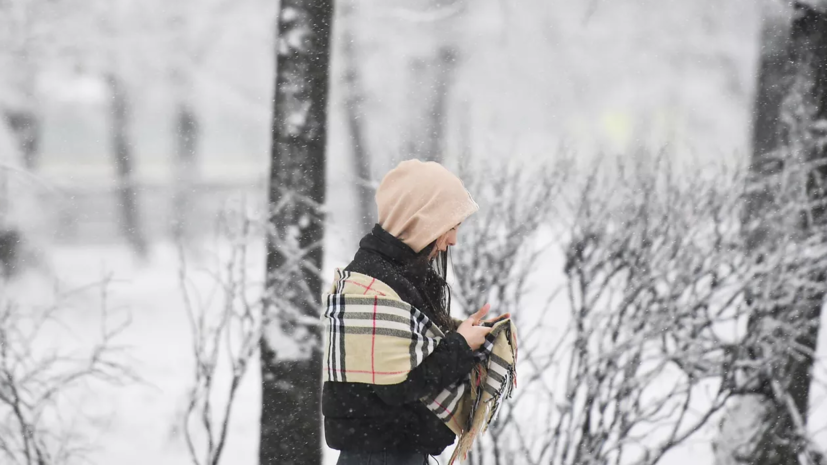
[[348, 224, 452, 330], [359, 224, 425, 266]]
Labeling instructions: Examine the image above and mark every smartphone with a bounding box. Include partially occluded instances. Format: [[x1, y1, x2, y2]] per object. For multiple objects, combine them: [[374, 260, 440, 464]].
[[481, 317, 506, 328]]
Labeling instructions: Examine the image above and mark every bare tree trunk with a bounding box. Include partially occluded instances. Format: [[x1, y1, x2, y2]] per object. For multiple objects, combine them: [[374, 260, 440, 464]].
[[400, 1, 464, 163], [171, 96, 199, 241], [168, 2, 200, 243], [3, 4, 41, 171], [4, 109, 40, 171], [259, 1, 333, 464], [772, 0, 827, 428], [715, 3, 827, 464], [428, 46, 458, 161], [751, 3, 793, 166], [341, 0, 374, 233], [405, 44, 458, 163], [0, 100, 38, 278], [106, 73, 147, 257], [0, 26, 40, 278], [0, 106, 31, 278], [0, 227, 20, 277]]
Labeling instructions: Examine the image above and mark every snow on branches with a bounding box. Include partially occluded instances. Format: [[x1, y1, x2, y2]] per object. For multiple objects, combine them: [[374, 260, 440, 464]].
[[450, 154, 827, 465]]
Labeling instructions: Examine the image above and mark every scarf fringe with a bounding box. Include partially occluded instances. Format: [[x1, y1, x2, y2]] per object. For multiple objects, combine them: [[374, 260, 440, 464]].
[[449, 326, 518, 464]]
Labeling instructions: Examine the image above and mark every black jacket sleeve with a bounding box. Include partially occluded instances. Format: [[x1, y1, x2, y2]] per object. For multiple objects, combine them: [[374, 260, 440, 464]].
[[373, 332, 476, 406]]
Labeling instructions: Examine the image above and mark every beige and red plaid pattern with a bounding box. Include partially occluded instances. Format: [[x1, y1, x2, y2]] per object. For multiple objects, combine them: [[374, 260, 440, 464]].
[[321, 269, 517, 463]]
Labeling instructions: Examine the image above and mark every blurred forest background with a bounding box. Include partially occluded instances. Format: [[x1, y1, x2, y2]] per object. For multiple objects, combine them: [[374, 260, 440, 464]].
[[3, 0, 827, 464]]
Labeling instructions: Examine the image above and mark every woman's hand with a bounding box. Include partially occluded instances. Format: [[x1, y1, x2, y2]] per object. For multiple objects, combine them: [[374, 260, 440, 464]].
[[481, 312, 512, 327], [457, 304, 497, 350]]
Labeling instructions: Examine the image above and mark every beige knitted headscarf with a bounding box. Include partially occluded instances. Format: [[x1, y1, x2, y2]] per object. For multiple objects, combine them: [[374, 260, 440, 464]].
[[376, 160, 479, 253]]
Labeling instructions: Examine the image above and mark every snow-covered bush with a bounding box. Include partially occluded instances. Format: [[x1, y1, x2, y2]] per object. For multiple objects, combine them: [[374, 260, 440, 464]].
[[0, 277, 136, 465], [452, 154, 827, 465], [177, 199, 265, 465]]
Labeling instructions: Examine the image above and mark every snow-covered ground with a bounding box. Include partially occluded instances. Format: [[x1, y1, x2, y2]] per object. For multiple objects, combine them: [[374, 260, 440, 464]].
[[7, 243, 262, 465], [7, 240, 346, 465], [6, 231, 826, 465]]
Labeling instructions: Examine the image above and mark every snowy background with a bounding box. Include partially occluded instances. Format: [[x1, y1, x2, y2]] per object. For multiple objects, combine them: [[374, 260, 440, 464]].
[[2, 0, 825, 464]]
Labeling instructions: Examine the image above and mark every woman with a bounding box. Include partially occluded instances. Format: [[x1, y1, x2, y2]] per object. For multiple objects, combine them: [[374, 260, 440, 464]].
[[322, 160, 510, 465]]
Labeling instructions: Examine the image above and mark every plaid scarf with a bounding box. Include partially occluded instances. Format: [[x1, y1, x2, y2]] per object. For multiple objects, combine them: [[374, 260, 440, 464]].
[[322, 269, 518, 464]]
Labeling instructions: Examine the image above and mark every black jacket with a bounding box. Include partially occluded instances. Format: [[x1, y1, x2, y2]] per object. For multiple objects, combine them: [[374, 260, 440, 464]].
[[322, 225, 476, 455]]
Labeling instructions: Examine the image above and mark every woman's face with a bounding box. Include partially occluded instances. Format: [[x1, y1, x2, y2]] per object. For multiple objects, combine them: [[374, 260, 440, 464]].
[[430, 224, 460, 259]]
